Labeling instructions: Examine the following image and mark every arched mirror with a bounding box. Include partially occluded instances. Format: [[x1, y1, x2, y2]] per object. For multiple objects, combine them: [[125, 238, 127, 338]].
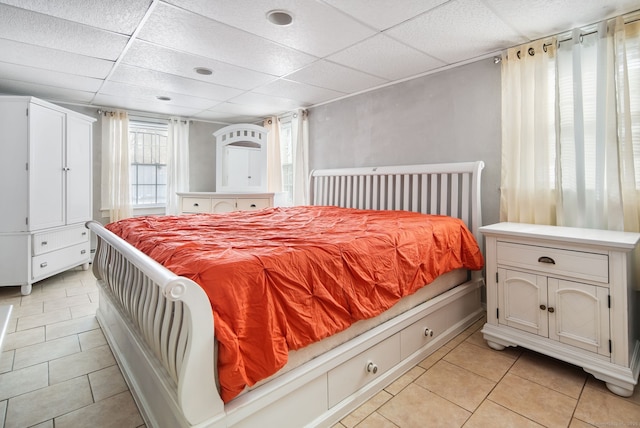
[[214, 124, 268, 193]]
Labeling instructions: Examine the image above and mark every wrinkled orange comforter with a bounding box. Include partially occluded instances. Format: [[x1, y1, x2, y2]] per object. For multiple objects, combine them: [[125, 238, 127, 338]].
[[106, 206, 483, 402]]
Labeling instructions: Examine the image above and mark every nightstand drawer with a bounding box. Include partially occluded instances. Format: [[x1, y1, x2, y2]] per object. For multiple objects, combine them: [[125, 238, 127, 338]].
[[496, 241, 609, 284]]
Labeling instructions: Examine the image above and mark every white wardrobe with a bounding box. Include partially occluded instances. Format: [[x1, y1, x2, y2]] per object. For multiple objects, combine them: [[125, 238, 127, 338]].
[[0, 96, 95, 295]]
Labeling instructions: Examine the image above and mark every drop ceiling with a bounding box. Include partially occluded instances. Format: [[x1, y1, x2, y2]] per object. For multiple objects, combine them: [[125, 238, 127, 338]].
[[0, 0, 637, 123]]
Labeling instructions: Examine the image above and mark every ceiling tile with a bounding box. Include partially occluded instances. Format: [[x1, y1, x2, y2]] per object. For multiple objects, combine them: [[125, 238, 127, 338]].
[[285, 60, 388, 93], [229, 92, 306, 112], [108, 64, 243, 101], [165, 0, 376, 57], [122, 40, 278, 90], [0, 61, 103, 92], [327, 34, 446, 80], [0, 78, 96, 103], [0, 0, 151, 34], [253, 79, 345, 105], [99, 81, 222, 110], [0, 38, 114, 79], [194, 102, 280, 123], [0, 4, 129, 60], [484, 0, 640, 39], [385, 0, 527, 63], [322, 0, 449, 30], [93, 93, 206, 117], [136, 2, 317, 76]]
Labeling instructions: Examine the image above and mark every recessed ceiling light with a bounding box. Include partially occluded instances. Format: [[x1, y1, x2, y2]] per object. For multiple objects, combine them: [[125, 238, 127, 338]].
[[194, 67, 213, 76], [156, 96, 171, 101], [266, 10, 293, 26]]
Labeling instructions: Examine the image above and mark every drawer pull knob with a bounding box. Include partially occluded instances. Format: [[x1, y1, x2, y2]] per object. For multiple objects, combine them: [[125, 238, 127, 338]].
[[540, 304, 547, 310], [40, 262, 47, 268], [366, 362, 378, 374], [81, 249, 86, 254], [538, 256, 555, 264], [250, 204, 257, 208], [548, 307, 555, 313], [424, 328, 434, 337], [193, 203, 199, 207], [82, 231, 87, 236]]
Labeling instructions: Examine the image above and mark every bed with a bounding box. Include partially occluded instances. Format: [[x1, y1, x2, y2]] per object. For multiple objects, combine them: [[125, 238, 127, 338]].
[[87, 160, 485, 428]]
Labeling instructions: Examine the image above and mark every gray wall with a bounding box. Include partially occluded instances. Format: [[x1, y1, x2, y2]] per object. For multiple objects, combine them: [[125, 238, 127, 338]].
[[308, 58, 502, 227]]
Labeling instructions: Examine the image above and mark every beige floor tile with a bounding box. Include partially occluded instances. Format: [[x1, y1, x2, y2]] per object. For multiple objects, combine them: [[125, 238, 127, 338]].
[[79, 328, 107, 351], [464, 329, 489, 348], [584, 375, 640, 406], [340, 390, 393, 428], [414, 359, 495, 412], [0, 350, 14, 374], [54, 391, 144, 428], [463, 400, 544, 428], [384, 365, 425, 396], [574, 383, 640, 427], [4, 376, 93, 428], [15, 308, 71, 331], [509, 351, 587, 399], [0, 400, 6, 428], [489, 372, 577, 428], [88, 365, 128, 402], [43, 293, 91, 312], [3, 317, 16, 335], [20, 287, 67, 306], [13, 335, 80, 370], [0, 362, 48, 401], [569, 418, 598, 427], [31, 421, 53, 428], [417, 345, 449, 370], [378, 383, 470, 428], [45, 314, 99, 340], [3, 326, 45, 351], [356, 411, 399, 428], [71, 301, 99, 318], [49, 344, 116, 384], [89, 291, 100, 303], [9, 301, 43, 319], [65, 282, 98, 297], [444, 341, 516, 382]]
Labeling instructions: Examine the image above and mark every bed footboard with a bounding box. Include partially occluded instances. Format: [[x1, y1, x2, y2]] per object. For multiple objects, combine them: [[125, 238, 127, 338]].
[[87, 221, 224, 427]]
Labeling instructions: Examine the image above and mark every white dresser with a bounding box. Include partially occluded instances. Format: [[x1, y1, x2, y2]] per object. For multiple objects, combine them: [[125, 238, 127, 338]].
[[480, 222, 640, 397], [178, 192, 274, 214], [0, 96, 95, 295]]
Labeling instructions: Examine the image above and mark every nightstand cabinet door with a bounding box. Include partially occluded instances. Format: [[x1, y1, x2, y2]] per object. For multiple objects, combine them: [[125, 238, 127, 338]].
[[548, 279, 610, 356], [498, 269, 548, 336]]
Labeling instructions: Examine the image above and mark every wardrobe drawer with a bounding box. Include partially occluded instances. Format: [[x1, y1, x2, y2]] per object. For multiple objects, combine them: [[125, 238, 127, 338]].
[[181, 198, 211, 213], [327, 333, 400, 407], [32, 225, 89, 256], [32, 242, 90, 281], [236, 198, 271, 211], [496, 241, 609, 284]]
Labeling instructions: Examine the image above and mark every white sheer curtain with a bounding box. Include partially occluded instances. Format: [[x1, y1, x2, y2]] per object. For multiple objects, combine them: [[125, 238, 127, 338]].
[[500, 38, 557, 225], [501, 16, 640, 231], [166, 118, 190, 215], [263, 117, 283, 195], [291, 109, 309, 206], [101, 110, 131, 222]]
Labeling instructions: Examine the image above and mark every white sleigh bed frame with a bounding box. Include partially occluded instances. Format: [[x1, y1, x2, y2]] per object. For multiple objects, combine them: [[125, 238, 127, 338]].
[[87, 161, 485, 428]]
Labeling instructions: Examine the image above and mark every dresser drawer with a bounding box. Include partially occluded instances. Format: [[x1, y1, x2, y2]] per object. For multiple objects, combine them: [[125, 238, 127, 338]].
[[236, 198, 271, 211], [496, 241, 609, 284], [327, 333, 400, 407], [32, 242, 90, 281], [32, 225, 89, 256], [181, 198, 211, 213], [400, 306, 448, 360]]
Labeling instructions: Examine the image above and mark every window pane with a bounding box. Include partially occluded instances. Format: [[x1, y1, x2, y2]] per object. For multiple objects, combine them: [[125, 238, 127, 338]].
[[137, 165, 156, 185], [129, 121, 168, 206], [157, 165, 167, 185]]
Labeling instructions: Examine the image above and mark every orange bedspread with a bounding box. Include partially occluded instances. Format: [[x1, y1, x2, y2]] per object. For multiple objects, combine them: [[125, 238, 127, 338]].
[[106, 206, 483, 402]]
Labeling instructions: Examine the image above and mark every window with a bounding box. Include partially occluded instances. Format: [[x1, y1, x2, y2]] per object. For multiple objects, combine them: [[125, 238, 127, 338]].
[[129, 121, 168, 206], [279, 119, 294, 206]]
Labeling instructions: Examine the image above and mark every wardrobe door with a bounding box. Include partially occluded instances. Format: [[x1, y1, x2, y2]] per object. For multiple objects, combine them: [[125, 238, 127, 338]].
[[29, 103, 65, 231], [65, 115, 92, 224]]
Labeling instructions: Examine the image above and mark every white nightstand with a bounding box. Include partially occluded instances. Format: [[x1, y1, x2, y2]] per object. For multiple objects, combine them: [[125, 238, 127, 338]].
[[480, 222, 640, 397]]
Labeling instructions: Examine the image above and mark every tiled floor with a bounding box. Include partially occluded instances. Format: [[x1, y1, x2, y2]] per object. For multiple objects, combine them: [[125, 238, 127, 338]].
[[1, 269, 639, 428]]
